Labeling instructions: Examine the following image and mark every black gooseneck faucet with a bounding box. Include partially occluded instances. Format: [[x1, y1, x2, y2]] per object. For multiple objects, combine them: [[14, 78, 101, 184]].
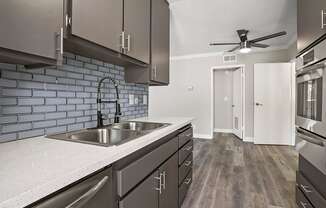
[[97, 76, 121, 128]]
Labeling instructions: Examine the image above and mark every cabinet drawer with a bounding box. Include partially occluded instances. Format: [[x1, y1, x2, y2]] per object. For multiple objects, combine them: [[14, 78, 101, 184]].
[[179, 170, 192, 207], [117, 136, 178, 197], [179, 140, 193, 165], [297, 171, 326, 208], [296, 187, 314, 208], [178, 127, 193, 148], [179, 153, 193, 185], [299, 155, 326, 199]]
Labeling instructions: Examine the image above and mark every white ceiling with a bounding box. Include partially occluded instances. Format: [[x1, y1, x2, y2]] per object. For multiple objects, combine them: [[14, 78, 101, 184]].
[[169, 0, 297, 56]]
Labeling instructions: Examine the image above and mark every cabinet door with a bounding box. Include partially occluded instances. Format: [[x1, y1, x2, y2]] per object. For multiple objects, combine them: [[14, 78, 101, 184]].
[[159, 153, 178, 208], [0, 0, 63, 60], [71, 0, 123, 53], [298, 0, 326, 52], [119, 171, 159, 208], [124, 0, 150, 64], [151, 0, 170, 84]]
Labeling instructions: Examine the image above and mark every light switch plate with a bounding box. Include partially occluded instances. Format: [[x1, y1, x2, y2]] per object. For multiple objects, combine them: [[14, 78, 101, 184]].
[[129, 94, 134, 105]]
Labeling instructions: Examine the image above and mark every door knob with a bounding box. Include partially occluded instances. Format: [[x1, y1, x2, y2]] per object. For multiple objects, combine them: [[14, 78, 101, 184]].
[[232, 105, 235, 107], [255, 102, 263, 106]]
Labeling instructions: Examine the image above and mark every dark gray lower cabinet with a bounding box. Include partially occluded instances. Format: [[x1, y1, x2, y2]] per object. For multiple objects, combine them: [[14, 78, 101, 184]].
[[119, 171, 159, 208], [31, 167, 113, 208], [119, 153, 178, 208], [159, 153, 179, 208]]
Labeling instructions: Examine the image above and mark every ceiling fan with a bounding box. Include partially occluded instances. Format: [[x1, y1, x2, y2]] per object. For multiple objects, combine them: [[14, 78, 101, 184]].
[[209, 29, 287, 53]]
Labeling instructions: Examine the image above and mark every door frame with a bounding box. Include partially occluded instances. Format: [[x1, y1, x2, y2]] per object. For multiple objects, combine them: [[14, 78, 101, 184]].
[[211, 64, 246, 140]]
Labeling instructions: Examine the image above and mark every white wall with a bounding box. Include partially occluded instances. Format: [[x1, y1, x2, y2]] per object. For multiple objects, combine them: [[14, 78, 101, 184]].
[[149, 49, 292, 139], [149, 56, 216, 139], [214, 70, 233, 130]]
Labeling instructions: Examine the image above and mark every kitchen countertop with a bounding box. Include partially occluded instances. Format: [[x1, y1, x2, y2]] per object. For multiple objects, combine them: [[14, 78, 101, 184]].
[[0, 117, 194, 208]]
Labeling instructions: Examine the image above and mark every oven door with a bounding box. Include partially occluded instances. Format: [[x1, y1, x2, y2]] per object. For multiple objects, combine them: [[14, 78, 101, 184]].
[[296, 61, 326, 138]]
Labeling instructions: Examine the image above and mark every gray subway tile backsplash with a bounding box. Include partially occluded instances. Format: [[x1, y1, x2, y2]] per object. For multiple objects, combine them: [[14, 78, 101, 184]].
[[0, 53, 148, 142]]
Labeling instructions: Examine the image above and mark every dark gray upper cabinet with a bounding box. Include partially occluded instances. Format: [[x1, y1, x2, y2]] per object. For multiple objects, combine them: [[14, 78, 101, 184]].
[[151, 0, 170, 84], [70, 0, 123, 53], [64, 0, 150, 68], [124, 0, 151, 64], [298, 0, 326, 54], [124, 0, 170, 85], [0, 0, 64, 67], [159, 153, 178, 208]]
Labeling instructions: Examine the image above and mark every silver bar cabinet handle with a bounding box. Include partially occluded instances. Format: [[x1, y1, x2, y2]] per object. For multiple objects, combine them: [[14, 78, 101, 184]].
[[127, 34, 131, 52], [162, 171, 166, 190], [322, 10, 326, 29], [185, 160, 192, 167], [185, 178, 192, 185], [185, 145, 193, 151], [120, 31, 125, 53], [56, 28, 64, 55], [154, 174, 163, 194], [300, 184, 312, 193], [65, 176, 109, 208], [300, 201, 308, 208]]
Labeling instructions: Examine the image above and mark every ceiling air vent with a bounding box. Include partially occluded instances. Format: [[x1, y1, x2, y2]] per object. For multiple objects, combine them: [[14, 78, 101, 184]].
[[223, 54, 237, 64]]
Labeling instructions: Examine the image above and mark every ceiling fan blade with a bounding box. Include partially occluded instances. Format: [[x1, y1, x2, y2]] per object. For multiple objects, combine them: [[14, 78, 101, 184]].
[[209, 43, 239, 46], [251, 43, 270, 48], [250, 31, 287, 43], [228, 46, 240, 52], [237, 29, 249, 42]]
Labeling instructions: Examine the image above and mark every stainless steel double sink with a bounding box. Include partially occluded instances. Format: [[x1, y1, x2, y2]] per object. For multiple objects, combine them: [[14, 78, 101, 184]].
[[47, 121, 170, 147]]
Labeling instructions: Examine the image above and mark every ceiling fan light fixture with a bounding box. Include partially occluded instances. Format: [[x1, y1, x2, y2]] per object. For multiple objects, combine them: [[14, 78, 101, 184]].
[[239, 41, 251, 53], [239, 47, 251, 53]]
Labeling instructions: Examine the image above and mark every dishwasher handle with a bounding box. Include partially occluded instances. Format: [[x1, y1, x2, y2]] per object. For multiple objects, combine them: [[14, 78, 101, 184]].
[[66, 176, 109, 208], [296, 127, 325, 147]]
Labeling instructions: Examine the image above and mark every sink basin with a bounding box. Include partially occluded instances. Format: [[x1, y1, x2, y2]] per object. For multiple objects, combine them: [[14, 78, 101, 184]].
[[111, 121, 170, 132], [47, 128, 146, 147], [47, 121, 170, 147]]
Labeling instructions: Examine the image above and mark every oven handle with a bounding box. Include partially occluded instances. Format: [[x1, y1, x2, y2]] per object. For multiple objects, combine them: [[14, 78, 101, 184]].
[[296, 62, 325, 76], [296, 128, 325, 147]]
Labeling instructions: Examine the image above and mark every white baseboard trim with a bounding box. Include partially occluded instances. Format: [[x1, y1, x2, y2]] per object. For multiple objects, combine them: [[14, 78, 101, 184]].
[[193, 134, 213, 139], [214, 128, 233, 133], [244, 137, 254, 142]]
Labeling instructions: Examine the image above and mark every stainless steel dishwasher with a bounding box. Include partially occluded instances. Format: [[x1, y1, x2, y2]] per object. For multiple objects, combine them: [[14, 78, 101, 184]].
[[31, 167, 113, 208]]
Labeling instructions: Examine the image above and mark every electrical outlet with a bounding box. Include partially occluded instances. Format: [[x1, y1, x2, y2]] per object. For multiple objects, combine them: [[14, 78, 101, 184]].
[[129, 94, 134, 105], [143, 95, 148, 105], [134, 96, 139, 105]]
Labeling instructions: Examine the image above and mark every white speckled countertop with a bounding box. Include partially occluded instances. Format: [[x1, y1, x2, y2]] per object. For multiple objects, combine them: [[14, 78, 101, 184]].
[[0, 117, 193, 208]]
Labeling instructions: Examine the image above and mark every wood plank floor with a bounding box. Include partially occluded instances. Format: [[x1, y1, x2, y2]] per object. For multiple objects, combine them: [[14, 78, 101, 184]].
[[182, 133, 298, 208]]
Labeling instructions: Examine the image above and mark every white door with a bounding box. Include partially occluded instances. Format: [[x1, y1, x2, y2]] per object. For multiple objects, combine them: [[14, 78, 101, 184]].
[[232, 68, 243, 139], [254, 63, 292, 145]]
